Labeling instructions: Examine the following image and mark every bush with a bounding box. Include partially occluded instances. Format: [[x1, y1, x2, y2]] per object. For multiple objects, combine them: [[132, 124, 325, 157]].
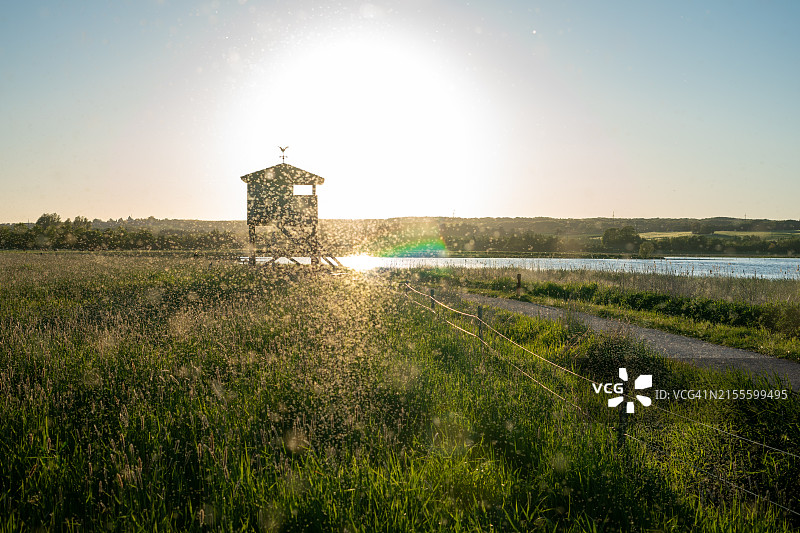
[[510, 279, 800, 339], [490, 277, 517, 291], [776, 304, 800, 338]]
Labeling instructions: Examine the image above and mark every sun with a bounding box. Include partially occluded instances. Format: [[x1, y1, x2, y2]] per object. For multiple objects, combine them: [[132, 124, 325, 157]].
[[339, 254, 383, 271], [222, 29, 496, 219]]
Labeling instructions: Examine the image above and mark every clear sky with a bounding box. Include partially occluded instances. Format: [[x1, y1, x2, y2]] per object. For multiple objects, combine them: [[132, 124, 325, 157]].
[[1, 1, 798, 222]]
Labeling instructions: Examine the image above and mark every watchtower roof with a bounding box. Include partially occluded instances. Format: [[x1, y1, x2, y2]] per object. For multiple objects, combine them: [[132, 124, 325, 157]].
[[240, 163, 324, 185]]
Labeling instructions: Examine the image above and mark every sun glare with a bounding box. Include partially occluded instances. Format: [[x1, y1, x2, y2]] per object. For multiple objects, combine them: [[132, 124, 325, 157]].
[[223, 30, 495, 218], [339, 254, 382, 272]]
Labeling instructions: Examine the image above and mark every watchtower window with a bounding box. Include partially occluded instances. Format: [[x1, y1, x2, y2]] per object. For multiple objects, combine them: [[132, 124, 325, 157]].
[[293, 184, 313, 196]]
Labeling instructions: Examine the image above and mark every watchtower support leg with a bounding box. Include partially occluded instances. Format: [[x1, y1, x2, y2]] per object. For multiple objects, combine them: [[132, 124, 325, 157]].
[[248, 224, 256, 265], [310, 217, 320, 266]]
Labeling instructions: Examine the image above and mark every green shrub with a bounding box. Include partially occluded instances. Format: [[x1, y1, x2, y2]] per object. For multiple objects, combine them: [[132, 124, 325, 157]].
[[515, 280, 800, 340], [489, 276, 516, 291]]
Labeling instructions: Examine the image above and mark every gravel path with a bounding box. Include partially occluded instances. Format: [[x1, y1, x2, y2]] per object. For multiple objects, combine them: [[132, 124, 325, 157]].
[[462, 293, 800, 391]]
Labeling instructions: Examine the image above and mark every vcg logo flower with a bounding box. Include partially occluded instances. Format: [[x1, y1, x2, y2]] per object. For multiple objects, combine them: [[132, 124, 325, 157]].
[[592, 368, 652, 413]]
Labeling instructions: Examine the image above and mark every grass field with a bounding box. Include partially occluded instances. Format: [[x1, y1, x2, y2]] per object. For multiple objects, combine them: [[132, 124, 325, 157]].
[[639, 231, 800, 240], [713, 231, 800, 239], [639, 232, 695, 239], [1, 253, 800, 531]]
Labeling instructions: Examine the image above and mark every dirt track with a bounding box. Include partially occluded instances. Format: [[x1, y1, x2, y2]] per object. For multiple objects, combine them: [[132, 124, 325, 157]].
[[462, 293, 800, 392]]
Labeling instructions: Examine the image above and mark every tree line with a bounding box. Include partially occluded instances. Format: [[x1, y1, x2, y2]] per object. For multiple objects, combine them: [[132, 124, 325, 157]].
[[0, 214, 239, 251], [3, 214, 800, 257], [438, 223, 800, 257]]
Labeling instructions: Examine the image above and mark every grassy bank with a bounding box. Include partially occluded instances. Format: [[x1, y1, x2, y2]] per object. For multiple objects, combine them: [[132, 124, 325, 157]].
[[407, 267, 800, 362], [1, 254, 799, 531], [408, 266, 800, 305]]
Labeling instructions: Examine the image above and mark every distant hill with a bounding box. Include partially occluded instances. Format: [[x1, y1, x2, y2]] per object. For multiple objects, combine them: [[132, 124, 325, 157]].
[[38, 215, 798, 236]]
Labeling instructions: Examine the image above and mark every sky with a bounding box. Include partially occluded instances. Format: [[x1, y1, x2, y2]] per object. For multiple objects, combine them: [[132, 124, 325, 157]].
[[1, 0, 799, 222]]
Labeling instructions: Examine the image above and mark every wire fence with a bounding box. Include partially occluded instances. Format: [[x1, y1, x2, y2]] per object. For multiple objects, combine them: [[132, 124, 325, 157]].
[[397, 281, 800, 519]]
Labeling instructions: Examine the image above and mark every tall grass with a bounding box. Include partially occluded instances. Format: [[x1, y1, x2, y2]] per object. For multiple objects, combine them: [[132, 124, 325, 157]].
[[422, 265, 800, 306], [0, 253, 798, 531]]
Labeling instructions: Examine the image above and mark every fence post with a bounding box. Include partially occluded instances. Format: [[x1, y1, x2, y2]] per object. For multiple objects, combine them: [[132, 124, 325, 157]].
[[516, 273, 522, 296], [430, 288, 435, 311], [617, 397, 628, 449], [477, 306, 483, 341]]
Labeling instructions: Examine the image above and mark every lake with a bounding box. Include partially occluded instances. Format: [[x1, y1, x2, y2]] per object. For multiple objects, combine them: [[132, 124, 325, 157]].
[[242, 255, 800, 280]]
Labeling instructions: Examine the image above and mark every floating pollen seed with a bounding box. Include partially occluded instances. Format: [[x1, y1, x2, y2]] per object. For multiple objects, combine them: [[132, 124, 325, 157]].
[[210, 379, 225, 401], [144, 287, 162, 305], [551, 451, 569, 474], [283, 429, 308, 454], [258, 504, 285, 533]]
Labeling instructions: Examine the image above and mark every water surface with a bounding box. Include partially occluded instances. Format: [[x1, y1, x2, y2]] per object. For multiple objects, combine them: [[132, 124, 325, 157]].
[[243, 255, 800, 280]]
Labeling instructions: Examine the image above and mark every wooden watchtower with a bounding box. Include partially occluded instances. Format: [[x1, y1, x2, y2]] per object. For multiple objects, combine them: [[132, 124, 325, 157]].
[[241, 154, 339, 266]]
